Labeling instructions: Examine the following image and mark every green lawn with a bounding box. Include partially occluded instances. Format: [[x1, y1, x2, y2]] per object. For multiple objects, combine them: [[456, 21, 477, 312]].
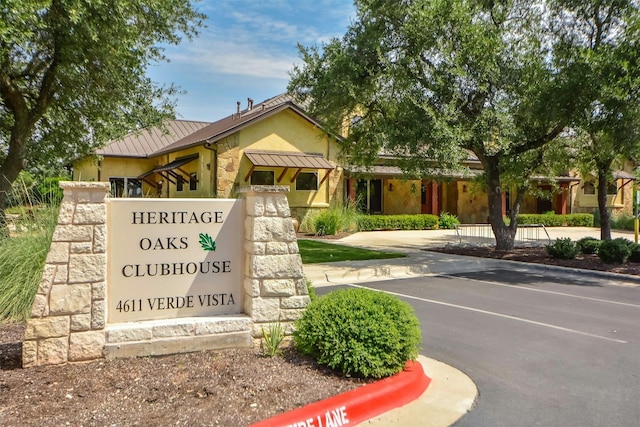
[[298, 239, 406, 264]]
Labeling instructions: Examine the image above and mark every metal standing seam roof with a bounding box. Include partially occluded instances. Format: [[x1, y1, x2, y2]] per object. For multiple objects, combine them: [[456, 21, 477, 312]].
[[97, 120, 212, 158], [137, 153, 200, 179], [244, 150, 334, 170]]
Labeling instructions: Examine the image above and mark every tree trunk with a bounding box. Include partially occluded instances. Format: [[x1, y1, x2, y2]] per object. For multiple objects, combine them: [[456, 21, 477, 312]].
[[597, 170, 612, 240], [0, 129, 29, 238], [485, 165, 517, 251]]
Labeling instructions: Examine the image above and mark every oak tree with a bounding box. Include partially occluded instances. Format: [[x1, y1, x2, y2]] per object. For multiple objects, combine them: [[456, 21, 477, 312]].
[[0, 0, 204, 232]]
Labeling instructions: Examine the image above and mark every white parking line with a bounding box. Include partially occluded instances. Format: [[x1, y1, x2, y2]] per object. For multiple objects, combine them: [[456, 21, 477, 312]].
[[348, 284, 629, 344], [441, 274, 640, 308]]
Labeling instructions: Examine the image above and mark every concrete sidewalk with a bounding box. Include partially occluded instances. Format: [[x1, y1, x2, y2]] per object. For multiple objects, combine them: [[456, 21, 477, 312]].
[[303, 227, 640, 288], [300, 227, 640, 427]]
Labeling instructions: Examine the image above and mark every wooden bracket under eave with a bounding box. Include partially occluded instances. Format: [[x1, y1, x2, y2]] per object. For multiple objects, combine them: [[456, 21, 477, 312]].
[[244, 164, 256, 182], [277, 168, 289, 183], [319, 169, 333, 186]]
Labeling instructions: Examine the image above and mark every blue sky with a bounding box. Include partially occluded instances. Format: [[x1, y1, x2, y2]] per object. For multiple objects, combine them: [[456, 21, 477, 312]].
[[146, 0, 356, 122]]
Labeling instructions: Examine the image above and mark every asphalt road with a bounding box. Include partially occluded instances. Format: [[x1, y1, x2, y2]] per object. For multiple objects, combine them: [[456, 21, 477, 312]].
[[318, 269, 640, 427]]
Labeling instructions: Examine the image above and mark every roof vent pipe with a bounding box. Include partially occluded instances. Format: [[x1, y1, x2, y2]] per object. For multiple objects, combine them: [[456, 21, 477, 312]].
[[247, 98, 254, 110], [236, 101, 241, 118]]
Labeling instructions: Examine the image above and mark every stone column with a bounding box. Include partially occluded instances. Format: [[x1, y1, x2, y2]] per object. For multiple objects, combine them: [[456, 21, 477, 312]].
[[238, 185, 310, 344], [22, 182, 109, 367]]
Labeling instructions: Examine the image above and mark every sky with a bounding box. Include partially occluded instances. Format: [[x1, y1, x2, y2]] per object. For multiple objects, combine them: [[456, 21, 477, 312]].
[[146, 0, 356, 122]]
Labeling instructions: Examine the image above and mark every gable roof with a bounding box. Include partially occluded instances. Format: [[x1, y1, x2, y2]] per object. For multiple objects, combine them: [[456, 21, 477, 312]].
[[97, 119, 212, 158], [154, 94, 330, 156]]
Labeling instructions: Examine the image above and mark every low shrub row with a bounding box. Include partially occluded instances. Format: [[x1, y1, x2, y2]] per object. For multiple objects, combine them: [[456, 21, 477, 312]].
[[355, 214, 439, 231], [517, 213, 594, 227], [546, 236, 640, 264]]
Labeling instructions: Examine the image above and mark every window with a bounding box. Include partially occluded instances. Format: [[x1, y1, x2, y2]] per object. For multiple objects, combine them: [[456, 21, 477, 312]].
[[296, 172, 318, 191], [176, 175, 185, 192], [109, 178, 142, 197], [607, 181, 618, 195], [189, 172, 198, 191], [583, 182, 595, 195], [251, 170, 274, 185]]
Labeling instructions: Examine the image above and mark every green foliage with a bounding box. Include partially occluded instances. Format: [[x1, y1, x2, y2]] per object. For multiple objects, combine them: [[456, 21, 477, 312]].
[[314, 209, 342, 236], [516, 213, 593, 227], [438, 212, 460, 229], [564, 214, 595, 227], [305, 279, 318, 302], [294, 288, 421, 379], [0, 0, 205, 217], [576, 237, 601, 255], [355, 214, 438, 231], [545, 238, 579, 259], [628, 244, 640, 263], [610, 213, 635, 231], [598, 238, 632, 264], [261, 323, 285, 357], [0, 205, 58, 322]]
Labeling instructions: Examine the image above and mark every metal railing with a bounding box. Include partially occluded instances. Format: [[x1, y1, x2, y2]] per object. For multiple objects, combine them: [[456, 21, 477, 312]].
[[455, 224, 551, 246]]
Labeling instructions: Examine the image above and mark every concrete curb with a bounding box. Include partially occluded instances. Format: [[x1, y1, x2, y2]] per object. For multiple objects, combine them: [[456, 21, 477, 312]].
[[249, 359, 432, 427]]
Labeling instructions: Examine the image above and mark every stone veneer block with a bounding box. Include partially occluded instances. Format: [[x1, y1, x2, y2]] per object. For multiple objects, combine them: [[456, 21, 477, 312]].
[[244, 241, 266, 255], [243, 278, 260, 298], [93, 224, 107, 253], [38, 337, 69, 365], [71, 241, 93, 254], [288, 242, 300, 254], [295, 279, 310, 295], [265, 242, 289, 255], [262, 279, 296, 297], [246, 195, 265, 217], [37, 265, 55, 294], [92, 282, 106, 300], [280, 295, 311, 309], [107, 325, 153, 343], [46, 242, 70, 263], [263, 195, 279, 216], [74, 203, 106, 225], [279, 309, 305, 321], [53, 264, 68, 284], [250, 254, 304, 279], [250, 217, 296, 242], [57, 201, 75, 225], [53, 225, 93, 242], [194, 317, 252, 335], [91, 300, 106, 329], [71, 314, 92, 331], [30, 295, 48, 318], [153, 323, 195, 338], [248, 298, 280, 322], [24, 317, 70, 339], [49, 284, 91, 315], [22, 340, 37, 367], [69, 331, 106, 361], [68, 254, 106, 283]]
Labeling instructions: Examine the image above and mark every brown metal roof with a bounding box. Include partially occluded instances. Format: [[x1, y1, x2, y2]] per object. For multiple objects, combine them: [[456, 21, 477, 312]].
[[154, 96, 330, 156], [97, 120, 212, 158], [244, 150, 334, 169]]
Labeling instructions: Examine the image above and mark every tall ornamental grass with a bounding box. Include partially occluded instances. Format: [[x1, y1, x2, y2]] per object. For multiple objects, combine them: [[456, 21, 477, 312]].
[[0, 204, 58, 323]]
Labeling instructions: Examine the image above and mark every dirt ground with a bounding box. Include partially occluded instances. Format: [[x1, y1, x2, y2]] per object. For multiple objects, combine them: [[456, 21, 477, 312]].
[[1, 244, 638, 427]]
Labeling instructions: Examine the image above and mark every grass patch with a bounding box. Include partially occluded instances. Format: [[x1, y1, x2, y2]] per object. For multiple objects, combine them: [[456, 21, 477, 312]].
[[0, 205, 58, 323], [298, 239, 406, 264]]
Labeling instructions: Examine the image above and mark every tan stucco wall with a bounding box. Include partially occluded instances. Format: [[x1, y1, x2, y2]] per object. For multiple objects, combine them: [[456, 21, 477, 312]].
[[456, 181, 489, 223], [382, 178, 420, 214]]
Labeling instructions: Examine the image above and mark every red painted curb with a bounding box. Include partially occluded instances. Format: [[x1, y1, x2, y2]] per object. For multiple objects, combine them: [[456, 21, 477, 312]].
[[249, 360, 432, 427]]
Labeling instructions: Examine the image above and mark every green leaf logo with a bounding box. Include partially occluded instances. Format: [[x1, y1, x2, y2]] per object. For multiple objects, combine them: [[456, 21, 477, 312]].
[[198, 233, 216, 251]]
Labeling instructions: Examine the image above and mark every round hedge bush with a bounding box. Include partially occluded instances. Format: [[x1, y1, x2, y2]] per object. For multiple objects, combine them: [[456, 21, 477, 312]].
[[545, 238, 578, 259], [576, 237, 601, 255], [598, 238, 632, 264], [293, 288, 421, 379]]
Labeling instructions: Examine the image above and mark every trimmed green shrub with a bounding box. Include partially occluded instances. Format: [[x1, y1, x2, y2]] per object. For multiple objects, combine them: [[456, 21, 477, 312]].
[[438, 212, 460, 229], [518, 213, 564, 226], [598, 238, 632, 264], [629, 244, 640, 263], [564, 214, 594, 227], [355, 214, 438, 231], [545, 238, 579, 259], [294, 288, 421, 379], [610, 213, 635, 231], [314, 209, 342, 236], [576, 237, 601, 254]]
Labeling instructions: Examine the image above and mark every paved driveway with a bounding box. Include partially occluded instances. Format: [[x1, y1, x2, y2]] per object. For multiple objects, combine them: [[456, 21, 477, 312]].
[[319, 269, 640, 427]]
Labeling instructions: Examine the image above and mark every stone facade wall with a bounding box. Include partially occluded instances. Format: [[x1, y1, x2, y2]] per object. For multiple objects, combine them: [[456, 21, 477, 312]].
[[238, 186, 309, 345], [23, 182, 308, 367], [23, 182, 109, 367]]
